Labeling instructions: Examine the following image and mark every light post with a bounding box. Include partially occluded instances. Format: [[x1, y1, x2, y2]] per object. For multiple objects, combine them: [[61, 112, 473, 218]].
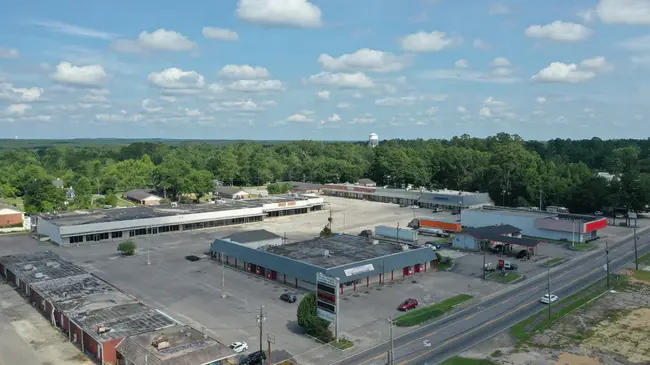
[[146, 226, 151, 266], [634, 224, 639, 270]]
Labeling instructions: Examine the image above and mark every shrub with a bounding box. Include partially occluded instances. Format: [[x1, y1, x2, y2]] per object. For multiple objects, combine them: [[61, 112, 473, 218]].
[[297, 293, 334, 343], [118, 241, 136, 256]]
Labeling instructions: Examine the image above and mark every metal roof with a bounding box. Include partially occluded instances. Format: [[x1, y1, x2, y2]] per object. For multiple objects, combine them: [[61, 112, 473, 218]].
[[222, 229, 282, 243], [214, 186, 248, 195], [462, 224, 522, 236], [125, 189, 161, 201]]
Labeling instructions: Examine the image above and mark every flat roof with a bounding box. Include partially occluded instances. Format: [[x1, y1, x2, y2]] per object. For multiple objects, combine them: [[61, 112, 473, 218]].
[[0, 251, 86, 284], [325, 184, 483, 196], [116, 325, 234, 365], [242, 194, 316, 205], [265, 234, 423, 268], [1, 251, 175, 342], [38, 201, 263, 227], [472, 206, 601, 223]]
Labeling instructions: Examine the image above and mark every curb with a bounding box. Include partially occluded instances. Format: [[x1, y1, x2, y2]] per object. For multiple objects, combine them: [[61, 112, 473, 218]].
[[486, 272, 525, 284]]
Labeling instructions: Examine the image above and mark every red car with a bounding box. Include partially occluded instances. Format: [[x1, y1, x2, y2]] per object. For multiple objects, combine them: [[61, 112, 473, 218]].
[[397, 298, 419, 311]]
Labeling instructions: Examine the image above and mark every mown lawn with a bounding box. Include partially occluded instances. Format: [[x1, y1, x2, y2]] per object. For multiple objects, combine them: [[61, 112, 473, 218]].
[[439, 357, 498, 365], [394, 294, 473, 327], [632, 269, 650, 282], [542, 257, 564, 267], [487, 272, 522, 283]]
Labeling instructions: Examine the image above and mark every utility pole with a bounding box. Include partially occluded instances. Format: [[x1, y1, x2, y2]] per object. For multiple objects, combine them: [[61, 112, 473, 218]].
[[387, 317, 395, 365], [396, 222, 400, 246], [482, 240, 487, 280], [257, 306, 266, 353], [606, 240, 611, 290], [147, 226, 151, 266], [547, 266, 552, 320], [221, 259, 226, 299], [267, 333, 275, 365], [634, 224, 639, 270], [539, 189, 543, 211]]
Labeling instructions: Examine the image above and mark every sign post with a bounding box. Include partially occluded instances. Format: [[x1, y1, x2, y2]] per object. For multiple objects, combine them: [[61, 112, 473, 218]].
[[316, 272, 340, 340]]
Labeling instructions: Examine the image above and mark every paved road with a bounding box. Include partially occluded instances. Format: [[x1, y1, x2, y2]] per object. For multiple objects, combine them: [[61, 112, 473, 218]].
[[333, 231, 650, 365]]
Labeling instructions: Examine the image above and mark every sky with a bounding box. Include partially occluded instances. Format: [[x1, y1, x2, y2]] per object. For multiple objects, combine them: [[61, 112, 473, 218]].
[[1, 0, 650, 141]]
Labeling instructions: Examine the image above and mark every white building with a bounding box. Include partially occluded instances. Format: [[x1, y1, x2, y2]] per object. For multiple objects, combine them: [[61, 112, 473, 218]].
[[368, 133, 379, 148]]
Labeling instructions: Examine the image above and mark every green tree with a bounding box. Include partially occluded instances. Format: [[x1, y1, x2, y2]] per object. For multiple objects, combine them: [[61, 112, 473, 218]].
[[319, 225, 334, 238], [118, 241, 137, 256], [105, 193, 118, 207], [184, 169, 214, 199], [23, 178, 65, 214], [267, 182, 293, 194], [297, 293, 334, 342]]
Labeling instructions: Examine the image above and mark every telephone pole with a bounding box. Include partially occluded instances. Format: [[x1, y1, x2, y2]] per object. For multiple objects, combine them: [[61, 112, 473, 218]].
[[539, 189, 543, 211], [147, 226, 151, 266], [547, 267, 552, 320], [482, 240, 487, 280], [606, 240, 611, 290], [634, 224, 639, 270], [387, 317, 395, 365], [267, 333, 275, 365], [257, 307, 266, 353], [221, 259, 226, 298]]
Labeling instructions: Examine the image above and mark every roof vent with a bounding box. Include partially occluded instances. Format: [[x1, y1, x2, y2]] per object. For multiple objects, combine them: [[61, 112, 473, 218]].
[[97, 325, 108, 334], [400, 244, 409, 251], [23, 264, 34, 271], [45, 261, 59, 268], [171, 202, 179, 208], [371, 240, 379, 245], [323, 249, 330, 257], [33, 272, 44, 279], [153, 337, 170, 350]]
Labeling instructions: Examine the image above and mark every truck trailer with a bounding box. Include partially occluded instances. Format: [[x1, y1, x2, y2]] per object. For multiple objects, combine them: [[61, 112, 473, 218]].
[[408, 217, 462, 232]]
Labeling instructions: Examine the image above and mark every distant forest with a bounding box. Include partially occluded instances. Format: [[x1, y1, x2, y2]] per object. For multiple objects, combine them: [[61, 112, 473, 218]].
[[1, 133, 649, 215]]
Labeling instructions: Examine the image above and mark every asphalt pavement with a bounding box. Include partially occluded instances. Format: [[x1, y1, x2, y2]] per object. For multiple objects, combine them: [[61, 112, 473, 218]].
[[332, 230, 650, 365]]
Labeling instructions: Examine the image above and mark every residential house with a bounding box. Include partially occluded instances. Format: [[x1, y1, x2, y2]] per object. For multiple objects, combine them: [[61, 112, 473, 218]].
[[125, 189, 163, 206]]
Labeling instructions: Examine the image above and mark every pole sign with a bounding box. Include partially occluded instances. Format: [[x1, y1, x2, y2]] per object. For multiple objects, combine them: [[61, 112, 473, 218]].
[[316, 272, 339, 328]]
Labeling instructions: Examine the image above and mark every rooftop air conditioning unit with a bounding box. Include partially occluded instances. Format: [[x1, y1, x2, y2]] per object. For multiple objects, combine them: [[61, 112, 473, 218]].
[[323, 249, 330, 257], [45, 261, 59, 268], [97, 325, 108, 334], [153, 337, 170, 350], [371, 240, 379, 245], [34, 272, 44, 279], [400, 244, 409, 251], [23, 264, 34, 271], [171, 202, 179, 208]]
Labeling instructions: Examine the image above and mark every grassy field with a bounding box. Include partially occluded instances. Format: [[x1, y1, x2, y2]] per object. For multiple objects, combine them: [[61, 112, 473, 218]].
[[439, 357, 498, 365], [632, 269, 650, 281], [542, 257, 565, 267], [0, 197, 24, 210], [395, 294, 473, 327], [487, 272, 522, 283]]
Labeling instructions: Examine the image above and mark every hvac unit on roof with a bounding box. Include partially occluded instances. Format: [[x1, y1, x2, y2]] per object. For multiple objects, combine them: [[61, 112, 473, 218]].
[[152, 336, 170, 350], [23, 264, 34, 271], [371, 239, 379, 245], [45, 261, 60, 268], [323, 249, 330, 258], [33, 272, 44, 279], [97, 325, 108, 334]]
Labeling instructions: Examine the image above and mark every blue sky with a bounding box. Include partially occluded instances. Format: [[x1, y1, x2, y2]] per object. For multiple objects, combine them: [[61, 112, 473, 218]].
[[1, 0, 650, 140]]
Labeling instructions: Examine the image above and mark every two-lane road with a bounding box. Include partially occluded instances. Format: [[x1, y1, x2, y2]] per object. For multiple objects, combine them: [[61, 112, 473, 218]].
[[334, 232, 650, 365]]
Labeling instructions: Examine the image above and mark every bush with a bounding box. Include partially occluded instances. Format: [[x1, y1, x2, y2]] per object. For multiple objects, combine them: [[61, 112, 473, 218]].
[[267, 182, 293, 194], [297, 293, 334, 343], [105, 193, 118, 207], [320, 225, 334, 238], [118, 241, 136, 256]]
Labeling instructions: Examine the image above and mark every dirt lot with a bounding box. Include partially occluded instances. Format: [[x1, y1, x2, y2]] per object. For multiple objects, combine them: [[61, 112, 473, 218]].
[[458, 272, 650, 365]]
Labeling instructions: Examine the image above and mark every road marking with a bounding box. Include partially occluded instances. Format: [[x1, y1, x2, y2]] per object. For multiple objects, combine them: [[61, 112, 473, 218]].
[[423, 340, 431, 347]]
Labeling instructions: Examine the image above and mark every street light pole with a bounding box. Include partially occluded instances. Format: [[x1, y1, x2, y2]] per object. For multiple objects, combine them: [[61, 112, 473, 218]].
[[482, 240, 487, 280], [147, 226, 151, 266], [547, 267, 551, 320], [634, 224, 639, 270], [221, 259, 226, 298], [606, 240, 610, 290], [257, 306, 266, 353], [388, 317, 395, 365]]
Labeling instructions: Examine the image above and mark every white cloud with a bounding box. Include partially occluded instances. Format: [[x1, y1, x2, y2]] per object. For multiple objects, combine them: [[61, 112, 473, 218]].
[[212, 99, 269, 112], [489, 3, 510, 14], [142, 99, 163, 113], [52, 62, 107, 87], [0, 83, 43, 102], [0, 47, 19, 59], [525, 21, 592, 42], [328, 113, 341, 122], [148, 68, 205, 90], [286, 113, 313, 123], [580, 56, 614, 72], [423, 69, 519, 84], [620, 34, 650, 51], [6, 104, 31, 116], [490, 57, 511, 67], [536, 96, 546, 104], [219, 64, 270, 79], [335, 102, 352, 109], [237, 0, 323, 27], [226, 79, 284, 92], [578, 9, 597, 23], [80, 94, 109, 103], [351, 92, 363, 99], [348, 115, 376, 124], [375, 95, 445, 106], [400, 31, 461, 53], [425, 107, 438, 115], [95, 113, 143, 122], [307, 72, 374, 88], [112, 29, 197, 53], [457, 106, 468, 113], [595, 0, 650, 25], [318, 49, 408, 73], [484, 97, 507, 107], [202, 27, 239, 41], [28, 20, 117, 40], [454, 59, 469, 69], [473, 39, 491, 50], [531, 62, 596, 83], [317, 90, 331, 100], [182, 108, 201, 117]]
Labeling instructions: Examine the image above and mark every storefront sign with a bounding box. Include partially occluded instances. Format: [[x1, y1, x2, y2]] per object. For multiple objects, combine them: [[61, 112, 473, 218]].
[[343, 264, 375, 277]]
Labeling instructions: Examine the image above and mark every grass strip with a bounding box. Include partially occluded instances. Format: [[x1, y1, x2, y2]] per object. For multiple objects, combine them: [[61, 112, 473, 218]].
[[330, 339, 354, 350], [542, 257, 564, 267], [571, 243, 593, 251], [439, 357, 498, 365], [394, 294, 473, 327], [632, 269, 650, 281], [487, 272, 522, 283]]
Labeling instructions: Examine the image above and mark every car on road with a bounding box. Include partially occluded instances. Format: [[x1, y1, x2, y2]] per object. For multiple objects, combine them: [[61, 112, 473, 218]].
[[516, 249, 529, 259], [397, 298, 419, 311], [280, 292, 297, 303], [594, 211, 603, 216], [239, 351, 266, 365], [540, 294, 558, 304], [185, 255, 201, 262], [410, 205, 420, 209], [615, 213, 625, 218], [425, 241, 442, 250], [229, 342, 248, 353], [432, 208, 443, 213]]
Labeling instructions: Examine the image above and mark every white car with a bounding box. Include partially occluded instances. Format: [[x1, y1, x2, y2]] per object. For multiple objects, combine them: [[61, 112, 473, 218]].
[[229, 342, 248, 353], [540, 294, 558, 304]]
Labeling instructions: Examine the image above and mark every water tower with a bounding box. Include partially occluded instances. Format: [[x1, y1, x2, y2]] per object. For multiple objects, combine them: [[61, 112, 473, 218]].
[[368, 133, 379, 148]]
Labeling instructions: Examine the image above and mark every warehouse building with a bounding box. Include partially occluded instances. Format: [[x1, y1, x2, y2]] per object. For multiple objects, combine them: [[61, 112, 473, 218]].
[[34, 195, 325, 246], [209, 234, 437, 293], [461, 206, 607, 242], [0, 207, 24, 228], [286, 181, 325, 194], [324, 184, 493, 210], [222, 229, 284, 249], [0, 252, 176, 365]]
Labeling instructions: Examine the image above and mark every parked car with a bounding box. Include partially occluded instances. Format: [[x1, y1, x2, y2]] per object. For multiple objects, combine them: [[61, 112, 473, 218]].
[[359, 229, 373, 237], [239, 351, 266, 365], [594, 211, 604, 216], [615, 213, 625, 218], [432, 208, 443, 213], [397, 298, 419, 311], [540, 294, 558, 304], [484, 263, 496, 272], [280, 292, 297, 303], [425, 241, 442, 250], [437, 232, 451, 238], [229, 342, 248, 353], [400, 203, 409, 208], [410, 205, 420, 209], [516, 249, 528, 259], [497, 261, 518, 270]]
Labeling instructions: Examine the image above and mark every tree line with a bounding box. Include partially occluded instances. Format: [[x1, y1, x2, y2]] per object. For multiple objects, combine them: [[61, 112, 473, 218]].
[[1, 132, 650, 215]]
